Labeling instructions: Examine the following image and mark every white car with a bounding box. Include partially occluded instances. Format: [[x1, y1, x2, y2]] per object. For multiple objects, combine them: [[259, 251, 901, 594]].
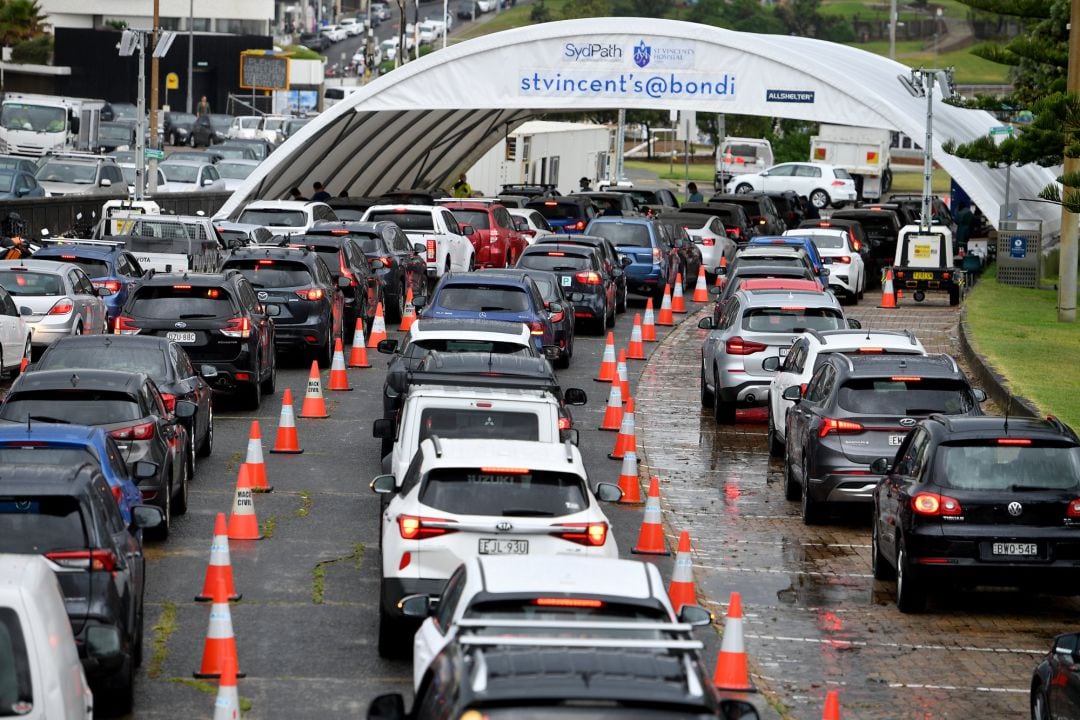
[[227, 115, 263, 140], [370, 1, 391, 20], [476, 0, 497, 11], [260, 115, 289, 145], [674, 213, 737, 277], [403, 555, 713, 690], [0, 283, 30, 377], [507, 207, 554, 244], [783, 227, 866, 302], [339, 17, 364, 35], [118, 163, 167, 195], [726, 161, 857, 210], [215, 159, 260, 192], [764, 329, 928, 456], [158, 160, 224, 193], [370, 437, 622, 657], [320, 24, 347, 42], [235, 200, 339, 236]]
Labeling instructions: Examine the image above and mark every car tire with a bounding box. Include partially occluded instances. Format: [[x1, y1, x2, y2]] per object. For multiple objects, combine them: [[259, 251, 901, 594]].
[[800, 458, 823, 525], [104, 655, 135, 716], [872, 521, 895, 581], [377, 599, 410, 659], [173, 460, 189, 516], [261, 355, 276, 395], [1032, 682, 1050, 720], [605, 300, 615, 328], [711, 367, 736, 424], [197, 404, 214, 458], [555, 349, 570, 369], [767, 412, 784, 458], [809, 189, 830, 209], [700, 365, 713, 408], [616, 283, 627, 313], [147, 479, 171, 541], [895, 541, 926, 613], [243, 370, 262, 411], [734, 183, 753, 195], [387, 288, 405, 324], [783, 450, 801, 501]]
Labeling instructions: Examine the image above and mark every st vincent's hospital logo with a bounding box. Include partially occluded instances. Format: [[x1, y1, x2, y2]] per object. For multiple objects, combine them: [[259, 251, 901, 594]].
[[633, 41, 651, 68]]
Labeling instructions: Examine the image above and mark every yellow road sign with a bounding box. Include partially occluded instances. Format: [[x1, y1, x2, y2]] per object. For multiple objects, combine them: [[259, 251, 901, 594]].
[[166, 72, 179, 90]]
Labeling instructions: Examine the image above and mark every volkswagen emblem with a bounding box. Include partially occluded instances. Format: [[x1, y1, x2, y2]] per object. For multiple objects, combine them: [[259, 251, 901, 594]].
[[1007, 501, 1023, 517], [495, 521, 513, 532], [258, 291, 269, 301], [174, 321, 187, 329], [899, 418, 917, 427]]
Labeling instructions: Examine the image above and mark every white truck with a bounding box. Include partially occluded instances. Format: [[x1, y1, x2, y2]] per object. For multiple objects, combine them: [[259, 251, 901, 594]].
[[361, 204, 475, 283], [714, 137, 773, 191], [99, 212, 225, 272], [809, 124, 893, 201], [0, 93, 105, 157]]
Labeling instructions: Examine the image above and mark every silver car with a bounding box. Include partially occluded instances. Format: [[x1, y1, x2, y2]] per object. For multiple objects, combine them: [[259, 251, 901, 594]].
[[698, 284, 848, 423], [0, 260, 110, 350]]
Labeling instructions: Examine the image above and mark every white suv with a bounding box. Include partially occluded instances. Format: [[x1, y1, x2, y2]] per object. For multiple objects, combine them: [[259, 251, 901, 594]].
[[726, 161, 857, 210], [234, 200, 338, 236], [371, 438, 621, 657], [783, 227, 866, 303], [764, 329, 927, 455]]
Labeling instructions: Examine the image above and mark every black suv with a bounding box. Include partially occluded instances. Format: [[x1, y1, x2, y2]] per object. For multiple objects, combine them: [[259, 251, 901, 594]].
[[0, 463, 163, 713], [872, 415, 1080, 613], [116, 271, 277, 409], [519, 241, 616, 334], [679, 201, 757, 246], [709, 192, 786, 236], [0, 369, 197, 538], [220, 246, 347, 366], [538, 233, 629, 313], [287, 232, 383, 341], [783, 353, 985, 524], [830, 207, 905, 280]]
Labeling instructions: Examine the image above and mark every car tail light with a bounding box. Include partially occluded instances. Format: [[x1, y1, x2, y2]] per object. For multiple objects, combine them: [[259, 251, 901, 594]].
[[221, 317, 251, 338], [48, 299, 73, 316], [93, 280, 122, 293], [533, 597, 604, 608], [114, 316, 140, 335], [701, 237, 715, 246], [652, 247, 661, 263], [160, 393, 177, 413], [834, 256, 851, 264], [891, 376, 922, 382], [858, 347, 884, 353], [852, 239, 862, 251], [295, 288, 325, 301], [831, 180, 846, 186], [575, 271, 602, 285], [912, 492, 962, 517], [378, 256, 393, 268], [573, 220, 585, 231], [728, 227, 741, 238], [110, 421, 156, 441], [549, 310, 564, 323], [553, 521, 608, 547], [558, 416, 571, 431], [257, 259, 274, 265], [725, 336, 767, 355], [818, 417, 864, 438], [46, 549, 117, 571], [339, 258, 357, 286], [426, 239, 436, 261], [527, 321, 545, 336], [1067, 499, 1080, 518], [397, 514, 457, 540], [111, 486, 124, 504], [997, 438, 1032, 446]]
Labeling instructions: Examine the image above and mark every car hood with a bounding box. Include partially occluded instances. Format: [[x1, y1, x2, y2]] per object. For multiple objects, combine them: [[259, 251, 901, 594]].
[[36, 181, 102, 196]]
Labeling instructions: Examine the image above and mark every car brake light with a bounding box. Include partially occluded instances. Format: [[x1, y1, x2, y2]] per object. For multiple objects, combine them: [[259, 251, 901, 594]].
[[110, 421, 156, 441], [834, 256, 851, 264], [997, 438, 1032, 445], [330, 229, 349, 235], [114, 315, 140, 335], [160, 393, 177, 413], [553, 521, 608, 547], [573, 220, 585, 231], [701, 237, 715, 246], [296, 287, 325, 300], [527, 321, 545, 336], [533, 597, 604, 608], [221, 317, 251, 338], [912, 492, 962, 517], [48, 299, 73, 315], [818, 417, 864, 438], [397, 514, 457, 540], [575, 271, 602, 285], [426, 239, 436, 261], [725, 336, 767, 355], [480, 467, 530, 473], [93, 280, 122, 293], [651, 247, 661, 262], [558, 416, 571, 431], [891, 376, 922, 382], [546, 251, 566, 257], [831, 180, 846, 186], [1067, 499, 1080, 518], [549, 310, 564, 323], [258, 259, 274, 265], [46, 549, 117, 571], [858, 347, 884, 353], [852, 239, 862, 251], [61, 254, 77, 259], [729, 227, 741, 238], [173, 284, 192, 290], [544, 201, 557, 206]]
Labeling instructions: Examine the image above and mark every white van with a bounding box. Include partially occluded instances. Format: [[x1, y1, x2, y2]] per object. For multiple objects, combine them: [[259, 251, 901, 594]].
[[0, 554, 94, 719], [324, 86, 362, 109]]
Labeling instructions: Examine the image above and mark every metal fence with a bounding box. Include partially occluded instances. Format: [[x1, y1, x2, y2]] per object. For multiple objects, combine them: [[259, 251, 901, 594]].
[[995, 219, 1043, 288]]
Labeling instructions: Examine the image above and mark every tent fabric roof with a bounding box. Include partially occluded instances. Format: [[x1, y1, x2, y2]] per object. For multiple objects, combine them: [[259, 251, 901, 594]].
[[219, 17, 1059, 235]]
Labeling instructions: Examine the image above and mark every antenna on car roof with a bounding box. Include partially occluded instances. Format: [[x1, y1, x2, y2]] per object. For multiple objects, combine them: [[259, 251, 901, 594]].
[[1004, 394, 1012, 435]]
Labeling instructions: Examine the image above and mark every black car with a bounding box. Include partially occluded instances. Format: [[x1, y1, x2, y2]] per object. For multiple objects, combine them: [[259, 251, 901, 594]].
[[95, 121, 137, 153], [500, 183, 559, 199], [0, 463, 163, 714], [872, 415, 1080, 613], [480, 268, 576, 368], [660, 220, 704, 286], [763, 189, 805, 229], [830, 207, 905, 280], [376, 188, 450, 205], [116, 271, 277, 409], [299, 32, 331, 51], [518, 242, 615, 334], [0, 369, 196, 538], [190, 113, 233, 147], [709, 192, 786, 236], [607, 185, 681, 214], [539, 233, 628, 313], [35, 335, 217, 461], [217, 138, 274, 161], [784, 353, 985, 525], [326, 196, 379, 221], [164, 111, 196, 146], [220, 246, 346, 366], [679, 201, 757, 246], [884, 193, 956, 235], [574, 191, 639, 217], [1031, 629, 1080, 720], [287, 232, 383, 340], [525, 196, 598, 235]]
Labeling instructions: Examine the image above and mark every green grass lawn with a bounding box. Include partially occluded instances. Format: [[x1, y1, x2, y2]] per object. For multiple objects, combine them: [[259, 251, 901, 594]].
[[888, 168, 951, 193], [849, 40, 1007, 85], [964, 269, 1080, 429], [454, 4, 540, 41]]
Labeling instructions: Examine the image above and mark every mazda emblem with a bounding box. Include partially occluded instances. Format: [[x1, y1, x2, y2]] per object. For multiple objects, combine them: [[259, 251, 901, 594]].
[[258, 291, 269, 301], [899, 418, 917, 427], [495, 521, 513, 532], [1007, 501, 1023, 517], [174, 321, 187, 329]]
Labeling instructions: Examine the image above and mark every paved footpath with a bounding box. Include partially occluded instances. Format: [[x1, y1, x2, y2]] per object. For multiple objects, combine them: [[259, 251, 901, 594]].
[[633, 292, 1070, 719]]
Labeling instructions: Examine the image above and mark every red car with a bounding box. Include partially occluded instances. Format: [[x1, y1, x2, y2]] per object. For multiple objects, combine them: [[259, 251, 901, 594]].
[[439, 200, 527, 268]]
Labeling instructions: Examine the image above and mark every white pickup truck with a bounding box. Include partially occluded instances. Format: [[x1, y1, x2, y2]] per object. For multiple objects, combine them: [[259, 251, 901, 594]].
[[100, 212, 225, 272], [362, 204, 475, 283]]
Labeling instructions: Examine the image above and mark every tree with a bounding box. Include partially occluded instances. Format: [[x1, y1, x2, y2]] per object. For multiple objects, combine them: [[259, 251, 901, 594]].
[[560, 0, 612, 20], [0, 0, 47, 46]]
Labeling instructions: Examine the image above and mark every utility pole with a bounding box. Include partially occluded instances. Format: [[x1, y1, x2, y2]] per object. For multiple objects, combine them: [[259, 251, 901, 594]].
[[186, 0, 194, 113], [149, 0, 160, 192], [1059, 1, 1079, 322], [888, 0, 897, 60]]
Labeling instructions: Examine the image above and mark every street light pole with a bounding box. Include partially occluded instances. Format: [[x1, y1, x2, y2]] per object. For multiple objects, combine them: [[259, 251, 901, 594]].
[[135, 34, 146, 201], [442, 0, 447, 50], [1057, 0, 1079, 322], [899, 67, 953, 233], [186, 0, 193, 114]]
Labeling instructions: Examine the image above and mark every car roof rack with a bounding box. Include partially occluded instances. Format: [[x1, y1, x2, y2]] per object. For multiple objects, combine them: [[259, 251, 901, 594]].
[[455, 619, 695, 633], [39, 238, 123, 249], [406, 369, 559, 394], [459, 636, 703, 651]]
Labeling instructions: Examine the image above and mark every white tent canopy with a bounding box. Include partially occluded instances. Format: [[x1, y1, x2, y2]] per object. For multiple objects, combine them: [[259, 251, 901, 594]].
[[219, 17, 1059, 235]]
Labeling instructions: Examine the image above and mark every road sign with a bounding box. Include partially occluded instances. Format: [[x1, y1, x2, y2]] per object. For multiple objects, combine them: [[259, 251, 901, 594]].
[[144, 148, 165, 160], [166, 72, 179, 90], [989, 125, 1013, 136], [1009, 236, 1026, 259], [240, 52, 290, 91]]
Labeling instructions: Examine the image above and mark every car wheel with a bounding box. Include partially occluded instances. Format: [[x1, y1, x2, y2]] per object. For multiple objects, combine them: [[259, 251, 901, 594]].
[[104, 654, 135, 716], [809, 189, 830, 209], [387, 287, 405, 324], [169, 132, 176, 146], [555, 348, 570, 369], [173, 460, 189, 516], [872, 521, 895, 580], [1032, 682, 1050, 720], [767, 412, 784, 458], [377, 598, 410, 659], [244, 361, 262, 410], [197, 404, 214, 457], [616, 282, 627, 313], [605, 299, 615, 328], [711, 366, 736, 424], [895, 541, 926, 613], [261, 355, 277, 395], [801, 458, 823, 525], [783, 448, 801, 501], [734, 183, 753, 194], [72, 321, 82, 336], [189, 134, 196, 147], [147, 479, 171, 541], [699, 365, 714, 408]]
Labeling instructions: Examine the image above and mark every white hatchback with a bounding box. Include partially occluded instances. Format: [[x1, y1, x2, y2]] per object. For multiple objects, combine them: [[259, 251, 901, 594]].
[[371, 437, 621, 657], [783, 227, 866, 302], [507, 207, 555, 244], [726, 161, 857, 210]]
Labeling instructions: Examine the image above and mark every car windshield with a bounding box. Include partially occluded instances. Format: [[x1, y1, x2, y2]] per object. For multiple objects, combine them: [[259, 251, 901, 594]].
[[450, 210, 490, 230], [34, 256, 108, 278], [37, 160, 97, 184], [936, 443, 1080, 491], [0, 496, 86, 554], [0, 445, 97, 468], [418, 408, 539, 443], [217, 162, 256, 180], [38, 344, 168, 377], [209, 115, 232, 130], [437, 285, 530, 312], [742, 307, 844, 332], [213, 147, 250, 160], [404, 339, 529, 358], [224, 260, 313, 288], [99, 123, 132, 141], [238, 209, 307, 227], [0, 390, 142, 425], [366, 211, 434, 231], [530, 203, 584, 221], [0, 103, 65, 132], [160, 164, 200, 183], [129, 285, 235, 320], [419, 468, 589, 517], [588, 223, 652, 247], [836, 378, 974, 415], [264, 118, 285, 131], [0, 607, 33, 714], [0, 270, 62, 296], [519, 253, 591, 272]]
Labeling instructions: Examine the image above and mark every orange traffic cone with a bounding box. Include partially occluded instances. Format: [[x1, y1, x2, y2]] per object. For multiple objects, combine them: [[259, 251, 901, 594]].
[[657, 285, 674, 326], [244, 421, 271, 492], [616, 350, 629, 405], [627, 314, 646, 360], [348, 319, 371, 368], [212, 654, 240, 720], [194, 577, 245, 679], [195, 513, 241, 603], [642, 298, 657, 342], [823, 690, 842, 720], [712, 592, 753, 691], [367, 302, 387, 347], [692, 265, 709, 303], [672, 273, 687, 313], [399, 287, 416, 332], [298, 361, 329, 419], [715, 255, 728, 287], [270, 388, 303, 454], [878, 268, 897, 309], [632, 476, 669, 555], [599, 382, 623, 431], [609, 397, 636, 459], [327, 338, 352, 392], [227, 466, 261, 541], [594, 331, 617, 382], [616, 453, 643, 504], [667, 531, 697, 612]]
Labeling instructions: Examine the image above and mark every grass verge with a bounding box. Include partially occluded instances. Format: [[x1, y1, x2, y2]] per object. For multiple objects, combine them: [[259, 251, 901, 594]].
[[296, 490, 312, 518], [170, 678, 253, 712], [147, 602, 177, 679], [964, 268, 1080, 428], [625, 159, 714, 185], [888, 167, 951, 194]]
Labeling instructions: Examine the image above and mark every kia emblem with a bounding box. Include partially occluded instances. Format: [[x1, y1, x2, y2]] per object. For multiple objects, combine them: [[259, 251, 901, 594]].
[[495, 521, 513, 532], [899, 418, 916, 427], [174, 321, 186, 329], [1007, 502, 1022, 517]]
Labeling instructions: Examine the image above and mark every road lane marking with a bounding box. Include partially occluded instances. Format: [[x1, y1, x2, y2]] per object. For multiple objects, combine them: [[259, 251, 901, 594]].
[[743, 633, 1043, 655], [696, 562, 873, 579]]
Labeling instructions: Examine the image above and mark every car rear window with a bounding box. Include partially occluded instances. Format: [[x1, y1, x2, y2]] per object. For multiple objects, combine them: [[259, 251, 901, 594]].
[[129, 285, 235, 320], [450, 210, 490, 230], [0, 607, 33, 714], [936, 443, 1080, 491], [418, 408, 540, 443], [836, 378, 974, 415], [833, 168, 853, 180], [437, 285, 530, 313], [224, 260, 313, 288], [742, 307, 844, 333], [288, 244, 341, 273], [0, 271, 62, 296], [0, 496, 87, 554], [0, 390, 143, 425], [587, 223, 652, 247], [0, 446, 97, 468], [799, 232, 846, 249], [836, 216, 894, 241], [37, 256, 109, 278], [405, 339, 529, 357], [366, 211, 434, 231], [465, 599, 668, 624], [237, 209, 307, 227], [419, 469, 588, 517], [529, 203, 584, 221], [218, 230, 249, 246], [37, 344, 168, 377], [518, 252, 592, 272]]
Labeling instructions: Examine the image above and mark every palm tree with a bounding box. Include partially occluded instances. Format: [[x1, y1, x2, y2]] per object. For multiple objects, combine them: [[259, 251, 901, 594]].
[[0, 0, 48, 46]]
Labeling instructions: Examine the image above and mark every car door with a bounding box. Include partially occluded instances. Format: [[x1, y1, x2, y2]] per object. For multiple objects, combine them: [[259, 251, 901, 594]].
[[441, 211, 468, 270], [794, 164, 823, 197], [0, 286, 20, 365], [760, 164, 796, 194], [172, 343, 208, 443], [92, 472, 142, 633], [145, 380, 184, 479], [878, 428, 931, 560], [772, 339, 807, 432], [76, 268, 105, 333], [788, 364, 832, 481], [413, 564, 467, 687], [238, 280, 272, 374]]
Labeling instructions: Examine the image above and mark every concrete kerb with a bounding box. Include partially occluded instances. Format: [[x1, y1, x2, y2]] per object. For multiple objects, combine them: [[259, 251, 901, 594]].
[[957, 308, 1041, 419]]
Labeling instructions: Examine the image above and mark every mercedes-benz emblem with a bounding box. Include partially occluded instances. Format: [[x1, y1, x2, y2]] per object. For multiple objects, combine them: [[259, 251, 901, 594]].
[[1007, 501, 1023, 517], [478, 311, 487, 319], [495, 521, 513, 532], [899, 418, 917, 427], [258, 291, 269, 301], [174, 321, 187, 329]]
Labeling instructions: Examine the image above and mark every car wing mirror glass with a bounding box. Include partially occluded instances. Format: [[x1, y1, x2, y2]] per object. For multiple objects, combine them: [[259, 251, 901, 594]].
[[132, 504, 164, 529], [847, 318, 862, 329], [697, 317, 714, 330], [134, 460, 159, 479], [173, 400, 197, 418], [594, 482, 622, 502], [761, 356, 780, 372], [377, 338, 399, 354], [372, 419, 394, 439], [397, 594, 431, 618], [563, 387, 587, 405], [678, 604, 713, 627], [781, 385, 803, 402], [870, 457, 891, 474], [370, 474, 397, 493]]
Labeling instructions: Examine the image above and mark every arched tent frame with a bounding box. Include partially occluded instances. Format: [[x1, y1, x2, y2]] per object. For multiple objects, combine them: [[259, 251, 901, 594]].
[[219, 17, 1060, 235]]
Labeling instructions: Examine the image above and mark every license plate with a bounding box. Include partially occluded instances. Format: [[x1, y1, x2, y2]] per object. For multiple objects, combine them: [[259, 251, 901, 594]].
[[912, 272, 934, 281], [166, 331, 196, 343], [888, 434, 904, 446], [992, 542, 1037, 556], [560, 275, 572, 287], [478, 539, 529, 555]]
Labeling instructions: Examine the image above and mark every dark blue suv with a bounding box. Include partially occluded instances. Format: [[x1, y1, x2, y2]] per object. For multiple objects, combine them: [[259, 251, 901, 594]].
[[525, 197, 598, 234], [584, 216, 678, 301], [32, 242, 146, 328]]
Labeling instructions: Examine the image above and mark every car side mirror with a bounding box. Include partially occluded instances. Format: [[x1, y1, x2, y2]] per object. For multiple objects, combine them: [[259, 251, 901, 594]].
[[377, 338, 399, 354], [372, 419, 394, 439], [338, 276, 352, 289], [173, 400, 197, 418], [761, 356, 780, 372], [717, 700, 760, 720], [870, 457, 891, 475], [547, 302, 562, 314], [202, 178, 214, 186], [95, 286, 114, 297], [973, 388, 987, 403], [620, 255, 632, 267], [593, 482, 622, 502], [697, 317, 714, 330], [370, 474, 397, 494], [134, 460, 159, 479], [563, 387, 587, 406], [100, 178, 111, 187], [781, 385, 803, 402], [200, 364, 219, 379], [678, 604, 713, 627], [412, 295, 427, 308], [131, 504, 164, 529], [367, 694, 406, 720], [264, 304, 281, 317], [847, 319, 862, 329], [715, 265, 727, 276], [397, 594, 432, 618], [412, 242, 425, 253], [461, 224, 475, 236]]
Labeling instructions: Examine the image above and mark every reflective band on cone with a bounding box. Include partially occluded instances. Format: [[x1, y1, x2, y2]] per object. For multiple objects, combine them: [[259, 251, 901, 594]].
[[712, 591, 754, 691], [270, 388, 303, 454], [642, 298, 657, 342], [594, 331, 617, 382], [212, 654, 240, 720], [299, 361, 329, 419], [244, 421, 271, 492], [609, 397, 636, 459], [616, 350, 629, 404], [692, 265, 709, 302], [627, 315, 646, 360], [194, 577, 245, 679], [672, 273, 686, 313], [599, 382, 623, 431], [631, 476, 669, 555], [195, 513, 241, 602], [327, 338, 352, 391], [348, 319, 371, 368], [367, 302, 388, 347], [657, 285, 674, 326], [667, 531, 696, 612], [227, 466, 261, 541], [399, 287, 416, 332], [616, 450, 642, 504]]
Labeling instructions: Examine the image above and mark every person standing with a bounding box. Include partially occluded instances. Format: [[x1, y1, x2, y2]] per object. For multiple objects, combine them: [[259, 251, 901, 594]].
[[452, 173, 472, 198], [196, 96, 211, 117], [687, 182, 703, 203], [311, 181, 331, 202], [579, 177, 593, 192]]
